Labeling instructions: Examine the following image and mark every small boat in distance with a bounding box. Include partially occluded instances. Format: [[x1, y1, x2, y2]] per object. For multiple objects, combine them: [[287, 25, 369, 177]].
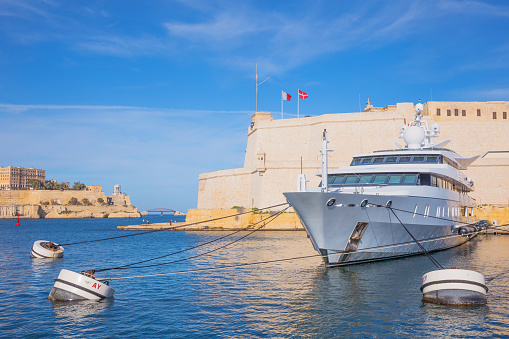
[[284, 101, 481, 267]]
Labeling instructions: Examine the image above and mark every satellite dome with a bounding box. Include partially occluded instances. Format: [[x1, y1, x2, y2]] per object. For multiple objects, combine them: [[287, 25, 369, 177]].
[[415, 103, 424, 114], [403, 126, 425, 148]]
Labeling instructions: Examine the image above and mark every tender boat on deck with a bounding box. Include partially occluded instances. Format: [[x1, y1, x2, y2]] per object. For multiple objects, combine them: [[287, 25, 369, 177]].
[[284, 101, 481, 267]]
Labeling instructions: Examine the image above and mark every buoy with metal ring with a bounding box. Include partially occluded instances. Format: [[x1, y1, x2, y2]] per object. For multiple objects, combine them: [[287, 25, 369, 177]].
[[421, 269, 488, 306], [30, 240, 64, 259], [48, 269, 114, 302]]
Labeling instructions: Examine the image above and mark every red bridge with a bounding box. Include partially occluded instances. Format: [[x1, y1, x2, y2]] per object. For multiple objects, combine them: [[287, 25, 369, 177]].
[[146, 208, 177, 216]]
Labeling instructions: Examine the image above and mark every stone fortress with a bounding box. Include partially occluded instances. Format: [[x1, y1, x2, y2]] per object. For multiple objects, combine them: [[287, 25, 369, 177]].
[[194, 100, 509, 224], [0, 184, 140, 219]]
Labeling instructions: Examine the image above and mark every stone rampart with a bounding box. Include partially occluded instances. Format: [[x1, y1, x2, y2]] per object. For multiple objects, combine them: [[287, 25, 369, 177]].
[[0, 190, 140, 218]]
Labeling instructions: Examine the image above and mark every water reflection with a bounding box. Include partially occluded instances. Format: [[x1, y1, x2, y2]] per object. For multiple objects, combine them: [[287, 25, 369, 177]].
[[51, 298, 114, 320], [420, 303, 490, 337]]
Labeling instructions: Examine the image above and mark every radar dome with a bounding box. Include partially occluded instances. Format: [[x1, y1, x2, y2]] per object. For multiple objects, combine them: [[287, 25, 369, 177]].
[[403, 126, 425, 149], [415, 103, 424, 114]]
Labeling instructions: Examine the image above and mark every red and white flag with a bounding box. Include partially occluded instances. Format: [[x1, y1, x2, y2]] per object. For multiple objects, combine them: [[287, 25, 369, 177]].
[[282, 91, 291, 101], [298, 89, 308, 99]]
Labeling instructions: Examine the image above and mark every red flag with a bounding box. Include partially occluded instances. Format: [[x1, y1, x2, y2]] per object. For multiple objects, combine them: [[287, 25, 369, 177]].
[[298, 89, 308, 99], [282, 91, 291, 101]]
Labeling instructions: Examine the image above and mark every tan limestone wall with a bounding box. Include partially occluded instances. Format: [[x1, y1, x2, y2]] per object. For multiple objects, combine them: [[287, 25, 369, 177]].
[[0, 190, 108, 205], [475, 205, 509, 226], [186, 208, 302, 230], [0, 190, 140, 218], [42, 205, 141, 218], [198, 168, 253, 210], [124, 208, 304, 230], [0, 191, 33, 205], [0, 204, 41, 218]]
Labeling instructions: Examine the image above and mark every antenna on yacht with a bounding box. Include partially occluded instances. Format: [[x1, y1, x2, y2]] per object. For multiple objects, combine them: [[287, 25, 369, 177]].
[[297, 157, 308, 192], [321, 129, 333, 192]]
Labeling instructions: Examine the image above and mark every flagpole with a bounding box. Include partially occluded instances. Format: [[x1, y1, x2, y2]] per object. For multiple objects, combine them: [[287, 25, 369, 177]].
[[297, 88, 300, 118], [281, 91, 283, 119], [255, 63, 270, 114]]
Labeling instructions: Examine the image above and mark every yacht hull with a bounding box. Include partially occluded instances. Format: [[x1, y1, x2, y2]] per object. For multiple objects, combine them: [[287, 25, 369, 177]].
[[284, 191, 477, 267]]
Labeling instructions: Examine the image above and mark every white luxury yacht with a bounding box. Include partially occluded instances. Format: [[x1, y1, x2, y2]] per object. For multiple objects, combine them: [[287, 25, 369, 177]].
[[284, 101, 481, 267]]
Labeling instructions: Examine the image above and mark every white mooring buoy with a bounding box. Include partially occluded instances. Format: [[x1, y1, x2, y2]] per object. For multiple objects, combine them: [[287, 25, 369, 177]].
[[421, 269, 488, 306], [48, 269, 114, 302], [31, 240, 64, 258]]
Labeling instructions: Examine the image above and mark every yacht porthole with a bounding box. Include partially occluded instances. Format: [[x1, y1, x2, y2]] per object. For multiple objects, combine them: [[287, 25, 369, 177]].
[[360, 199, 368, 207], [386, 200, 392, 208], [326, 198, 336, 207]]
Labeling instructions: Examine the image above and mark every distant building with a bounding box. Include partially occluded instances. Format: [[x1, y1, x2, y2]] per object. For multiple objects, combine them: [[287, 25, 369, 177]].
[[0, 166, 45, 190], [107, 185, 131, 206], [86, 186, 102, 192]]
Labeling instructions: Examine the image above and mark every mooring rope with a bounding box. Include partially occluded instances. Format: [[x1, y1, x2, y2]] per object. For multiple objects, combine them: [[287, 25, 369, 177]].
[[95, 202, 504, 282], [98, 252, 322, 281], [90, 206, 291, 273], [59, 202, 289, 246], [486, 269, 509, 282], [388, 206, 444, 269]]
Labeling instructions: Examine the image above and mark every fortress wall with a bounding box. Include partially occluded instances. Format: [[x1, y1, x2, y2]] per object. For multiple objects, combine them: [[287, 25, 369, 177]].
[[33, 190, 107, 205], [432, 120, 509, 205], [197, 102, 509, 211], [197, 168, 253, 209], [0, 191, 33, 205]]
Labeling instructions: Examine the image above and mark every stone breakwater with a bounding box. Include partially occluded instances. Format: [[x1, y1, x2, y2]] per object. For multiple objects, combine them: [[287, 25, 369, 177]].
[[0, 190, 141, 219], [118, 206, 509, 231], [118, 208, 303, 231]]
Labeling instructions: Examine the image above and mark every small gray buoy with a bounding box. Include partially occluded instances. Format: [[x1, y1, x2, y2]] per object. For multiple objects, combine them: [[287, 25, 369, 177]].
[[48, 269, 114, 302], [421, 269, 487, 306]]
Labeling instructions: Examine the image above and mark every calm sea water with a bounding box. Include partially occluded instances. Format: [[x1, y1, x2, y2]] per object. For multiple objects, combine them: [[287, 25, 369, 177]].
[[1, 216, 508, 338]]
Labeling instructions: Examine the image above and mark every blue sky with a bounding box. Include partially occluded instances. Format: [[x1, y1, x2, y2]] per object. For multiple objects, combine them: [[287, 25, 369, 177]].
[[1, 0, 509, 212]]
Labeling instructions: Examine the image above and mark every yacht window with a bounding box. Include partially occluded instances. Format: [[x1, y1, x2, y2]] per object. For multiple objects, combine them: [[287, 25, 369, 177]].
[[403, 174, 417, 184], [332, 175, 346, 185], [412, 156, 425, 163], [361, 158, 372, 164], [359, 175, 373, 184], [351, 158, 361, 166], [386, 156, 397, 163], [344, 176, 360, 184], [372, 174, 387, 184], [399, 156, 411, 163], [373, 157, 384, 164], [388, 174, 403, 184], [426, 156, 438, 163], [327, 176, 336, 184]]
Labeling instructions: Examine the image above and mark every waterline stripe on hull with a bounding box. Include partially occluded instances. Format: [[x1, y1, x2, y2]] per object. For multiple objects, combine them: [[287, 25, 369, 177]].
[[324, 232, 475, 256], [31, 248, 50, 258], [420, 279, 488, 292], [322, 233, 476, 267], [54, 278, 107, 299]]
